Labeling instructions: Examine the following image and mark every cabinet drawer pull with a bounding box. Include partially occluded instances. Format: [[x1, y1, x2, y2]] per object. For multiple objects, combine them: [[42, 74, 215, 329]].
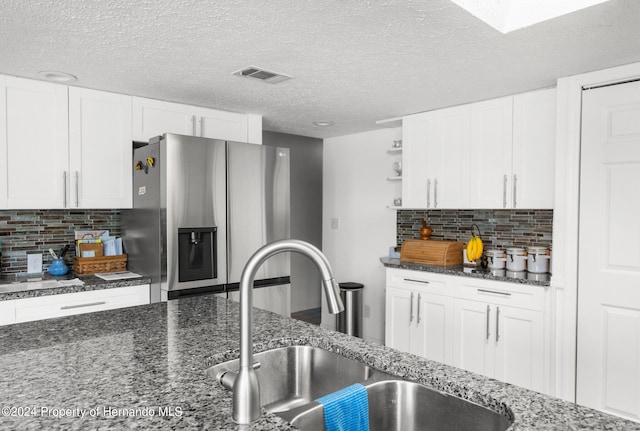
[[60, 301, 106, 310], [434, 178, 438, 208], [495, 306, 501, 342], [477, 288, 511, 297], [512, 174, 518, 208], [404, 278, 430, 284], [409, 292, 414, 323], [503, 174, 508, 209], [62, 171, 67, 208], [427, 179, 431, 208], [74, 171, 79, 208], [417, 293, 421, 324], [486, 304, 490, 340]]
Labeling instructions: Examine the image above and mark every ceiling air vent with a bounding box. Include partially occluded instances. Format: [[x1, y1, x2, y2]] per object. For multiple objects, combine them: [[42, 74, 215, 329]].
[[233, 66, 292, 84]]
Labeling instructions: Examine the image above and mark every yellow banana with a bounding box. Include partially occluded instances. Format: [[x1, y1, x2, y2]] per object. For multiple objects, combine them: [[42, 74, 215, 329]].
[[474, 236, 484, 261], [466, 235, 476, 262]]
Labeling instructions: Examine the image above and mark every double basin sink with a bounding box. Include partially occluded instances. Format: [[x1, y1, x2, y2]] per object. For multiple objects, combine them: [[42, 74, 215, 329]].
[[206, 345, 513, 430]]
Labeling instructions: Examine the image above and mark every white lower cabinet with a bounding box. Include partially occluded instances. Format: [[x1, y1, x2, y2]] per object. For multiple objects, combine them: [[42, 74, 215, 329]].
[[386, 268, 548, 393], [385, 270, 453, 365], [452, 298, 544, 392], [0, 300, 16, 325], [12, 284, 150, 324]]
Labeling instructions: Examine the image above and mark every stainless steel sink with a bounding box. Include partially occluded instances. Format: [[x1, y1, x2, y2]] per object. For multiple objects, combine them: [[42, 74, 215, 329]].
[[208, 346, 512, 430], [288, 379, 513, 431], [206, 345, 391, 413]]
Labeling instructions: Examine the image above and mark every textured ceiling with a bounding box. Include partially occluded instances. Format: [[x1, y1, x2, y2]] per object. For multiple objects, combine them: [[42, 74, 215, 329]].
[[1, 0, 640, 139]]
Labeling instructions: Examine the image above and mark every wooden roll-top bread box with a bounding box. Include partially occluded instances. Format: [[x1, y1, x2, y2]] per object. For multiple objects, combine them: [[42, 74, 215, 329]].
[[400, 239, 465, 266]]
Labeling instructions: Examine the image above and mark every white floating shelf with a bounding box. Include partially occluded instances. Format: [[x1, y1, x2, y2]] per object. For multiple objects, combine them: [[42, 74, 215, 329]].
[[387, 176, 402, 181], [387, 147, 402, 154]]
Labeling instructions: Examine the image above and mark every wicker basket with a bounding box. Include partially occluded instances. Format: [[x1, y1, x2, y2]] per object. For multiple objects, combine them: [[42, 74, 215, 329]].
[[73, 255, 127, 275]]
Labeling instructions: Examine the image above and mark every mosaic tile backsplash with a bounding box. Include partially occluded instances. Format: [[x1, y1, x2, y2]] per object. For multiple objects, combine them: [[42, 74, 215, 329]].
[[396, 209, 553, 250], [0, 210, 121, 275]]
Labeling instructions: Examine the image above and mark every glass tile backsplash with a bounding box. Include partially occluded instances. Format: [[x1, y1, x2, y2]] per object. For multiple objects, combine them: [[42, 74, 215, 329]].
[[0, 210, 121, 275], [396, 209, 553, 250]]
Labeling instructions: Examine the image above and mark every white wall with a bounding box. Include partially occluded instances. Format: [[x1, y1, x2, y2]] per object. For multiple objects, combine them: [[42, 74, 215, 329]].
[[322, 128, 400, 344]]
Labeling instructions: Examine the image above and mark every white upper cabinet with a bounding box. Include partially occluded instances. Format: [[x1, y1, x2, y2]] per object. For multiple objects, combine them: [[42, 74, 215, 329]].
[[132, 97, 260, 144], [0, 76, 69, 209], [0, 75, 133, 209], [69, 87, 133, 208], [131, 97, 193, 142], [432, 104, 471, 209], [512, 88, 556, 209], [401, 88, 556, 210], [468, 97, 513, 208], [401, 112, 431, 208]]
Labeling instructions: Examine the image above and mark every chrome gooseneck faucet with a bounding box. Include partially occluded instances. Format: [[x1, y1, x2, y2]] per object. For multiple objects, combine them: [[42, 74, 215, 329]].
[[226, 239, 344, 424]]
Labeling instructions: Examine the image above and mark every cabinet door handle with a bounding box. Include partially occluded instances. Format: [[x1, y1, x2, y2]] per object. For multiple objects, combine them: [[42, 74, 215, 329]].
[[434, 178, 438, 208], [409, 292, 414, 323], [486, 304, 491, 340], [404, 278, 430, 284], [495, 306, 501, 342], [60, 301, 107, 310], [74, 171, 79, 207], [512, 174, 518, 208], [62, 171, 67, 208], [477, 288, 511, 297], [427, 179, 431, 208], [199, 117, 204, 137], [503, 174, 508, 209], [191, 115, 196, 136], [416, 293, 422, 324]]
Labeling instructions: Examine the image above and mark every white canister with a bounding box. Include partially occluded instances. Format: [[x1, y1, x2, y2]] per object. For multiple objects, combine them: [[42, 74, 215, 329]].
[[506, 247, 527, 272], [486, 249, 506, 270], [526, 246, 550, 274]]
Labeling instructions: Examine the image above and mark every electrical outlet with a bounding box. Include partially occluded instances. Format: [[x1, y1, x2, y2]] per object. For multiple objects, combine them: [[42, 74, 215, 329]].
[[331, 218, 340, 229], [364, 304, 371, 318], [27, 253, 43, 274]]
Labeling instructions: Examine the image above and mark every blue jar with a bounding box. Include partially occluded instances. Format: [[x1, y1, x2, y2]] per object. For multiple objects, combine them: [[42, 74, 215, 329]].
[[48, 259, 69, 276]]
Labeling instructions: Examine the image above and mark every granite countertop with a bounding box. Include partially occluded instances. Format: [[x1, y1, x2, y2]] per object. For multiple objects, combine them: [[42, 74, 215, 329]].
[[380, 256, 551, 287], [0, 273, 152, 301], [0, 294, 637, 430]]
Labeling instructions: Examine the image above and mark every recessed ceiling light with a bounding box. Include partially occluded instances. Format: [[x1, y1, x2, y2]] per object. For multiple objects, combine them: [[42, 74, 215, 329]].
[[38, 71, 78, 83], [450, 0, 612, 33], [313, 121, 335, 127]]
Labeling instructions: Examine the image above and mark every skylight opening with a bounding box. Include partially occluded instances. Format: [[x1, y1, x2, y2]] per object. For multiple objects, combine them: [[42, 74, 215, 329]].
[[450, 0, 612, 33]]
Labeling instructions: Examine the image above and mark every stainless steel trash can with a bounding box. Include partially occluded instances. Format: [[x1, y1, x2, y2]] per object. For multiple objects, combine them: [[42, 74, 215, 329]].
[[336, 282, 364, 338]]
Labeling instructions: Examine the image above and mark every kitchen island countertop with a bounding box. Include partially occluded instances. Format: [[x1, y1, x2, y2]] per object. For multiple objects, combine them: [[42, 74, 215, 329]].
[[0, 294, 636, 430], [380, 256, 551, 287]]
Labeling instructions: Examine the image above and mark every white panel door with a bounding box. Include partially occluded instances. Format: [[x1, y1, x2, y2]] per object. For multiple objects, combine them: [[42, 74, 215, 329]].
[[453, 298, 493, 376], [385, 286, 414, 352], [577, 80, 640, 422], [493, 305, 544, 392], [468, 97, 513, 209], [512, 88, 556, 209], [2, 76, 68, 209], [414, 292, 454, 365], [69, 87, 132, 208], [132, 97, 195, 142]]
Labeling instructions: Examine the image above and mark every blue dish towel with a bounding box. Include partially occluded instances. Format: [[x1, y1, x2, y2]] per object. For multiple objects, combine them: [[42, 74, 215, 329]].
[[316, 383, 370, 431]]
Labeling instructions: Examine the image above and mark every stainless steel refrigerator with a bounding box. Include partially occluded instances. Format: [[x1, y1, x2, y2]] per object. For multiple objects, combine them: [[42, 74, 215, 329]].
[[122, 133, 291, 315]]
